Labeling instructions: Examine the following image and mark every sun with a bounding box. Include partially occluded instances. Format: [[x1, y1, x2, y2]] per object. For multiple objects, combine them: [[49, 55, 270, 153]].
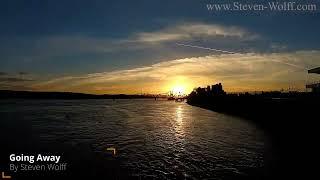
[[166, 76, 193, 96], [171, 85, 186, 96]]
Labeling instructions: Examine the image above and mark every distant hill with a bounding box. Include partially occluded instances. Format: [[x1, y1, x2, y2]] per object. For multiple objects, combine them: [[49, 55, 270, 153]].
[[0, 90, 156, 99]]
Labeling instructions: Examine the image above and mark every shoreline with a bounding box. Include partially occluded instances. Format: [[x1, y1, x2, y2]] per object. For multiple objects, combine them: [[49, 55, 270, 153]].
[[0, 90, 162, 100]]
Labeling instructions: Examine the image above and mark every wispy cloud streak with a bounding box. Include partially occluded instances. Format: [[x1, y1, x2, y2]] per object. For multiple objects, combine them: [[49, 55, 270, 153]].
[[176, 43, 308, 70]]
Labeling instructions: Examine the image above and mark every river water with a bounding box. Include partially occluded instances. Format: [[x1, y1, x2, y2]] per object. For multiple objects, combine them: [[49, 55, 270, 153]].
[[0, 99, 272, 179]]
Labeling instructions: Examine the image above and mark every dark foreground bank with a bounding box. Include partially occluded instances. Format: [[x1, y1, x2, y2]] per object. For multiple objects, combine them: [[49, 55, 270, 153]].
[[187, 91, 320, 179]]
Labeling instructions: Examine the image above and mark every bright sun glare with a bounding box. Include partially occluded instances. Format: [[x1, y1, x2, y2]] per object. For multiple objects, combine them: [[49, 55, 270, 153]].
[[171, 85, 185, 95]]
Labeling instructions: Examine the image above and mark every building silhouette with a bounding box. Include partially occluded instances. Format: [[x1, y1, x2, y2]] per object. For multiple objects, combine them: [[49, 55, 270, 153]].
[[189, 83, 225, 98]]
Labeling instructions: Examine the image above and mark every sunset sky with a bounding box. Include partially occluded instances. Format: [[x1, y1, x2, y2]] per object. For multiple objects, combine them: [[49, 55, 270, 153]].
[[1, 0, 320, 94]]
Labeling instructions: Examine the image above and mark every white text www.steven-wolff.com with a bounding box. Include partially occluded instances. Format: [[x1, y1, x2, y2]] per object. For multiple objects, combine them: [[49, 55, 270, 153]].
[[206, 1, 317, 12]]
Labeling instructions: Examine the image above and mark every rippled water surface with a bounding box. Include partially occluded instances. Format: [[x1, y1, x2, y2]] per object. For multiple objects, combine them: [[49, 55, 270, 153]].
[[0, 99, 270, 179]]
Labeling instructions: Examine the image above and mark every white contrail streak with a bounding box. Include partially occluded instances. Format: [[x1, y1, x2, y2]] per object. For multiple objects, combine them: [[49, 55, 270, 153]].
[[176, 43, 307, 70], [176, 43, 236, 54], [269, 59, 307, 70]]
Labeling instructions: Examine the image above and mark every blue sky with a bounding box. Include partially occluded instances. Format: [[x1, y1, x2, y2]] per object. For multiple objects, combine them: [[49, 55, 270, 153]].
[[1, 0, 320, 93]]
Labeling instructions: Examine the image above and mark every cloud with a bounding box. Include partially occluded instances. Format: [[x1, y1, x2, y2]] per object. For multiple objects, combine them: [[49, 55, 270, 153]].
[[18, 72, 29, 75], [31, 50, 320, 94], [10, 22, 252, 55], [0, 72, 8, 76], [130, 22, 258, 43], [0, 77, 34, 82], [271, 43, 287, 51], [0, 72, 35, 90], [0, 21, 268, 71], [0, 83, 35, 91]]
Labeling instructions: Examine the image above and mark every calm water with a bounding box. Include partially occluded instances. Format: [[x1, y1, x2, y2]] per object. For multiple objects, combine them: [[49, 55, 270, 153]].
[[0, 99, 271, 179]]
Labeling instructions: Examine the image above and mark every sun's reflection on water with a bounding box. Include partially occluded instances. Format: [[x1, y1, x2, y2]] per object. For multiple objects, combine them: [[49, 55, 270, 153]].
[[174, 105, 185, 139]]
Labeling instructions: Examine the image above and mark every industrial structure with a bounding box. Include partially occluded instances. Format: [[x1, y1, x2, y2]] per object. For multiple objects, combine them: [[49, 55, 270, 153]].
[[306, 67, 320, 93]]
